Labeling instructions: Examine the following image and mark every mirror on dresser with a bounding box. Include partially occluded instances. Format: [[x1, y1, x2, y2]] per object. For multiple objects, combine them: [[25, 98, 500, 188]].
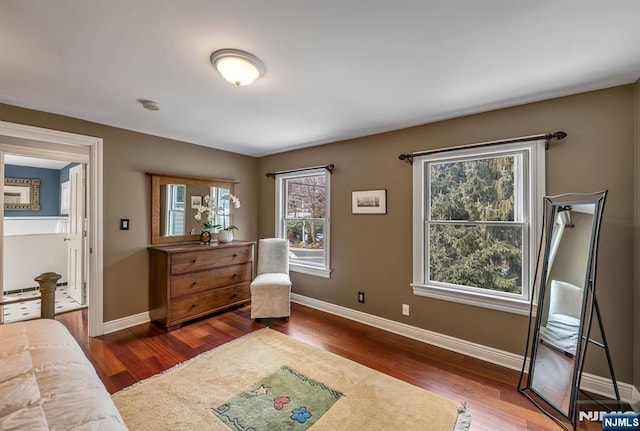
[[149, 173, 237, 244]]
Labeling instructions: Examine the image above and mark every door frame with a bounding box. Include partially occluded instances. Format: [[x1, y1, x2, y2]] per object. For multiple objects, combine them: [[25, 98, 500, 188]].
[[0, 120, 104, 336]]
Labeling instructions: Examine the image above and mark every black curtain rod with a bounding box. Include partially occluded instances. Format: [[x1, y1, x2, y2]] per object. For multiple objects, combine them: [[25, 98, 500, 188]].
[[398, 131, 567, 165], [266, 164, 335, 178]]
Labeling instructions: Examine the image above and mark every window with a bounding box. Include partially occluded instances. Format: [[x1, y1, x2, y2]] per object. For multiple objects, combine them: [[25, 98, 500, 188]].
[[208, 185, 233, 228], [166, 184, 185, 235], [412, 141, 545, 314], [276, 169, 331, 278]]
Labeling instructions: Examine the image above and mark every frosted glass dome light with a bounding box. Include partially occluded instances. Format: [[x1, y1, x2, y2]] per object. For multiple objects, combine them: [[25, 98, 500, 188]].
[[210, 49, 266, 86]]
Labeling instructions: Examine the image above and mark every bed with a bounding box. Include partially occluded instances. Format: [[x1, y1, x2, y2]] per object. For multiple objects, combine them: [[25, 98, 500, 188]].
[[0, 319, 128, 430]]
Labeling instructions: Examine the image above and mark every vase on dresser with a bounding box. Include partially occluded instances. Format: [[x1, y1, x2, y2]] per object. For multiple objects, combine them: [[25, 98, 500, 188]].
[[218, 230, 234, 243]]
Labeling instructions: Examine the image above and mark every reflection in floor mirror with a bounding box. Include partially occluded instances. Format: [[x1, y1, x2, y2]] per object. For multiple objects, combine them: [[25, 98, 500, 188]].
[[518, 191, 623, 431]]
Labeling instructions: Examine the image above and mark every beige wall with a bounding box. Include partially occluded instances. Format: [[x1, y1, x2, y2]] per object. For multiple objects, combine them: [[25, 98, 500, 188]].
[[0, 103, 258, 321], [257, 85, 636, 382], [635, 78, 640, 391]]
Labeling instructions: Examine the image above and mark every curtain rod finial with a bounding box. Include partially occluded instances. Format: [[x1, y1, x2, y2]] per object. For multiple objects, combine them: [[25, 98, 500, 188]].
[[398, 154, 414, 165], [552, 131, 567, 140], [545, 131, 567, 149]]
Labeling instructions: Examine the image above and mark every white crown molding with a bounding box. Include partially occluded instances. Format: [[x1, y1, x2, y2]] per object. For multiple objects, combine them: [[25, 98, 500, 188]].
[[291, 293, 635, 403]]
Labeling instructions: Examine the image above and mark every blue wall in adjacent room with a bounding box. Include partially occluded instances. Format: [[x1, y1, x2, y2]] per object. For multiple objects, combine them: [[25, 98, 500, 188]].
[[4, 164, 67, 217], [59, 162, 79, 183]]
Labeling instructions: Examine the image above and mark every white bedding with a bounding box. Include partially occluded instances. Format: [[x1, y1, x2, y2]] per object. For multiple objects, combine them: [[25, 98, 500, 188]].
[[0, 319, 128, 430]]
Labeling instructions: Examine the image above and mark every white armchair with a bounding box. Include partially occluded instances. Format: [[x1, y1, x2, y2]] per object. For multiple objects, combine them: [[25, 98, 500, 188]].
[[540, 279, 583, 355], [250, 238, 292, 319]]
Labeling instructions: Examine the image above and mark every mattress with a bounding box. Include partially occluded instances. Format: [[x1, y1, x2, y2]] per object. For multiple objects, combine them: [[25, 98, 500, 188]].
[[0, 319, 128, 430]]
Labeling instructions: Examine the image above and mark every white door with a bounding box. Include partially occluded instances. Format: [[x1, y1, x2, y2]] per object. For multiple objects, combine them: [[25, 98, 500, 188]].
[[66, 164, 86, 304]]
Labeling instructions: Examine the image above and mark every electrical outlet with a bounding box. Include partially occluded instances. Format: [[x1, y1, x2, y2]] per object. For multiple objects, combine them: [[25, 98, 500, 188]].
[[402, 304, 410, 316], [358, 292, 365, 303]]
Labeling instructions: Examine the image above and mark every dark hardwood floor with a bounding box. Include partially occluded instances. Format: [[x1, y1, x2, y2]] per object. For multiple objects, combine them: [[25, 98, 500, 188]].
[[56, 303, 606, 430]]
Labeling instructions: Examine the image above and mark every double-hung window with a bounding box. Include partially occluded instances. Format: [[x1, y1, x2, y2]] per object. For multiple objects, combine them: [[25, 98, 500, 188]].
[[166, 184, 185, 236], [412, 140, 545, 314], [208, 185, 233, 228], [275, 168, 331, 278]]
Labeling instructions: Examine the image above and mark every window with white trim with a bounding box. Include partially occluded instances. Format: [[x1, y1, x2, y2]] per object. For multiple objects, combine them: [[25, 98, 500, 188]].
[[411, 141, 545, 314], [275, 168, 331, 278], [208, 185, 233, 229], [166, 184, 185, 235]]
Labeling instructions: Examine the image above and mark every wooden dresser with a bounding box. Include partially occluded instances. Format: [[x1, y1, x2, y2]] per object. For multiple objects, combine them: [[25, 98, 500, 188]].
[[148, 241, 254, 330]]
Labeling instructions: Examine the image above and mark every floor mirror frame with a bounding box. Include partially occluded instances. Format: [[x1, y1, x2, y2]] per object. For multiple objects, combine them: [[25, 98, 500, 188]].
[[518, 190, 621, 431]]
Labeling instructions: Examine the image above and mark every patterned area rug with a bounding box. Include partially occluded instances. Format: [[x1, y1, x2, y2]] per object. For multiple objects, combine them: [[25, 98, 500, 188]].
[[213, 365, 343, 430], [112, 328, 470, 431]]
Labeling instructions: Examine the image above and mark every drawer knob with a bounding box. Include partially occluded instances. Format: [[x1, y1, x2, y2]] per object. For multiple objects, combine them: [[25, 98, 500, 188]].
[[231, 291, 238, 298], [191, 302, 198, 308], [233, 253, 238, 257], [232, 273, 238, 278], [193, 280, 199, 286], [192, 258, 199, 263]]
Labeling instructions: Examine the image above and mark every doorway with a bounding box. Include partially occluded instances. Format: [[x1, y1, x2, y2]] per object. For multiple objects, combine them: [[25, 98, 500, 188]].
[[2, 155, 87, 322], [0, 120, 104, 336]]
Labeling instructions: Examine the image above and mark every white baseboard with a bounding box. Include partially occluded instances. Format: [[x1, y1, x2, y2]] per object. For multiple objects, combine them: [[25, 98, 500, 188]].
[[291, 293, 635, 403], [103, 311, 150, 334]]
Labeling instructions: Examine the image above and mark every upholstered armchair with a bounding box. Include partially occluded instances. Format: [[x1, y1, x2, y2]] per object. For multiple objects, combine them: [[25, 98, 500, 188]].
[[250, 238, 292, 319], [540, 279, 583, 355]]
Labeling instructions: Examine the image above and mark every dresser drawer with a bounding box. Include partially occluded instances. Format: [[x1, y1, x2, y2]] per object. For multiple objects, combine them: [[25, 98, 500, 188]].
[[170, 263, 252, 299], [170, 245, 253, 275], [169, 284, 250, 323]]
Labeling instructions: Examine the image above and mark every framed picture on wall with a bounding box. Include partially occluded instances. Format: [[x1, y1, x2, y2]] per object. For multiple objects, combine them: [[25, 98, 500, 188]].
[[352, 189, 387, 214], [191, 195, 203, 209]]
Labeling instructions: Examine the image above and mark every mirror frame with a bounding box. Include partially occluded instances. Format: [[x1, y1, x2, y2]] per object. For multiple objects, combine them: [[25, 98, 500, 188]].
[[149, 173, 237, 245], [4, 177, 41, 210], [518, 190, 614, 430]]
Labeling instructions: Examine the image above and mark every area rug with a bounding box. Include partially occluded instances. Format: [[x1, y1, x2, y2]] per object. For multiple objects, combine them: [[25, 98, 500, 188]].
[[212, 365, 344, 430], [112, 328, 470, 431]]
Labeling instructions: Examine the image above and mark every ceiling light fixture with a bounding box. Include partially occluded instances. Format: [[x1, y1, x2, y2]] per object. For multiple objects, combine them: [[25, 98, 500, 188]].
[[210, 49, 266, 86], [137, 99, 159, 111]]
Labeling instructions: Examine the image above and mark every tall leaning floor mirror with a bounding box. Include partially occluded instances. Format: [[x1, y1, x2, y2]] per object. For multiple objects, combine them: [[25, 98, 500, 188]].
[[518, 190, 622, 430]]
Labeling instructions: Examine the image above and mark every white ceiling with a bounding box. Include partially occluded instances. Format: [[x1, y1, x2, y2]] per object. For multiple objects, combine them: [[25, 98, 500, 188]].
[[1, 1, 639, 157]]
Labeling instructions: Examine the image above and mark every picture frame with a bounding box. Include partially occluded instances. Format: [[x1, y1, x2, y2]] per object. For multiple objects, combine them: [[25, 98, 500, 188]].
[[352, 189, 386, 214], [4, 177, 40, 211], [190, 195, 202, 209]]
